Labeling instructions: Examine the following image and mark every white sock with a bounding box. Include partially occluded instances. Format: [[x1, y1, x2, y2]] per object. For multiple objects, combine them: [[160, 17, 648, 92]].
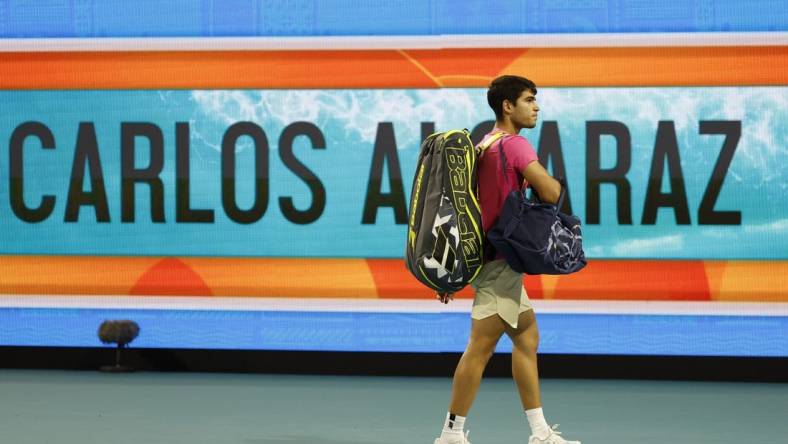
[[525, 407, 551, 439], [441, 412, 466, 436]]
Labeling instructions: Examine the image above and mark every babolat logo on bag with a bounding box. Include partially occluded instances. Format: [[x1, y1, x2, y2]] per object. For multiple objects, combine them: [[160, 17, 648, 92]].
[[405, 129, 485, 293]]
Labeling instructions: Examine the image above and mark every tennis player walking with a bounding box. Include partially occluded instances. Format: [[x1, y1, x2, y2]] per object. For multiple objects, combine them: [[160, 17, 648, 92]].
[[433, 75, 581, 444]]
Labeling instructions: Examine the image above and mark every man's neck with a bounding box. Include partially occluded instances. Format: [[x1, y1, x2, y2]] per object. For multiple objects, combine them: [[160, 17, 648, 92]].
[[495, 120, 520, 135]]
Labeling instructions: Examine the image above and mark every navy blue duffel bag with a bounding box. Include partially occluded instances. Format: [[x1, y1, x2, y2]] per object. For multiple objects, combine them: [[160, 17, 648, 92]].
[[486, 142, 587, 275]]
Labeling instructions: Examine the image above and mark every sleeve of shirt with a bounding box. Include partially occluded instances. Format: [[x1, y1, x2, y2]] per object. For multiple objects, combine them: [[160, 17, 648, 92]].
[[503, 135, 538, 172]]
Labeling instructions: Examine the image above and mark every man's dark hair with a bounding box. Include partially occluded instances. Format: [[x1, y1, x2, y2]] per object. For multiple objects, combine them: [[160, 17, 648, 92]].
[[487, 75, 537, 121]]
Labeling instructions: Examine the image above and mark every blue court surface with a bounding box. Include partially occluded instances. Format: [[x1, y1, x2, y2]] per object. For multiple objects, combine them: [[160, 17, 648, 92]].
[[0, 369, 786, 444]]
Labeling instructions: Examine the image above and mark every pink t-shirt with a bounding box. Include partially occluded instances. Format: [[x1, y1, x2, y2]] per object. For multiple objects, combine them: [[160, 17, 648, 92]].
[[477, 129, 539, 233]]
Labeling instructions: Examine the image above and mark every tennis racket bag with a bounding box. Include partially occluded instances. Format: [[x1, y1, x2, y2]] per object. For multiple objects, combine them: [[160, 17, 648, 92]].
[[405, 129, 493, 293]]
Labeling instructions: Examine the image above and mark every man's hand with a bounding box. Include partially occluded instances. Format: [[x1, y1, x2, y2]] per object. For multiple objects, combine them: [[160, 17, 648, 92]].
[[436, 292, 454, 304]]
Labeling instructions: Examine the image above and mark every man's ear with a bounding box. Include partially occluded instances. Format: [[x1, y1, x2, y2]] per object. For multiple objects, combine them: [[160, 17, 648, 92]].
[[502, 99, 512, 115]]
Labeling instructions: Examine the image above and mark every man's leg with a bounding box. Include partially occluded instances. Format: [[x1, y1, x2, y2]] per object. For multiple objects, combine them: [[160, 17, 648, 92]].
[[508, 309, 581, 443], [506, 309, 541, 410], [447, 314, 507, 416]]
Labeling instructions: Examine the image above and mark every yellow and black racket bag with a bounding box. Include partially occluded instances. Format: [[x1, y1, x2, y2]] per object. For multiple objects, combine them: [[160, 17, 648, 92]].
[[405, 129, 491, 293]]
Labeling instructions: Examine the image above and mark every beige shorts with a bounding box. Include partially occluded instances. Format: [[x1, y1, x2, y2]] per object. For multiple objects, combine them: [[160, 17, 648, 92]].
[[470, 259, 533, 329]]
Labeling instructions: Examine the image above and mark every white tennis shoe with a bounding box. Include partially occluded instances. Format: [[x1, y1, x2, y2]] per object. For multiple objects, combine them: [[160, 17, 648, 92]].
[[434, 430, 471, 444], [528, 424, 580, 444]]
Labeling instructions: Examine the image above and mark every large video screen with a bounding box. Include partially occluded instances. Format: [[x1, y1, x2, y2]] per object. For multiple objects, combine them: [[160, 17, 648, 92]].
[[1, 86, 785, 356], [0, 1, 786, 357]]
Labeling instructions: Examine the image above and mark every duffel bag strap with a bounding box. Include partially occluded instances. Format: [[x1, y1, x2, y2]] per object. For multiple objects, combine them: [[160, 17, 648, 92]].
[[475, 131, 505, 155]]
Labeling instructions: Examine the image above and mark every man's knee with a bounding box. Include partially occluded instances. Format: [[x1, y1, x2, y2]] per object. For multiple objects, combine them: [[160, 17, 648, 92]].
[[526, 326, 540, 352], [467, 333, 502, 363], [512, 329, 539, 355], [466, 334, 499, 362]]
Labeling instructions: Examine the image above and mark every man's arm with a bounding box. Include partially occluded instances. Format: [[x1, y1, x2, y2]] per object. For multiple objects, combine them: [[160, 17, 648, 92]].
[[522, 161, 561, 204]]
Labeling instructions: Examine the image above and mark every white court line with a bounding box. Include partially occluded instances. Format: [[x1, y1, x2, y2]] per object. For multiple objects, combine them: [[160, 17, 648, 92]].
[[1, 295, 786, 316], [0, 32, 786, 52]]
